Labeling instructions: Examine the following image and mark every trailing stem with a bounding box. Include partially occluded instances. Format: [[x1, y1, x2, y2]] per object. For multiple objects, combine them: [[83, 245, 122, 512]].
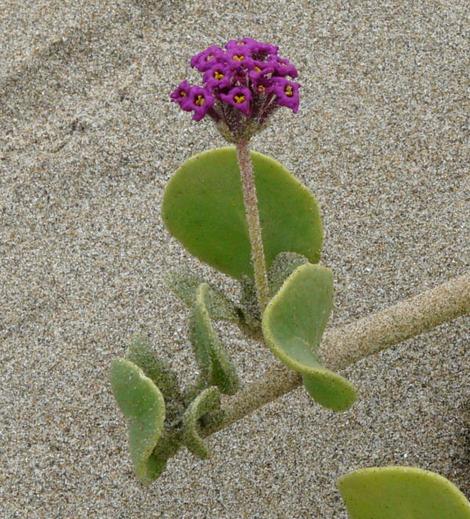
[[202, 273, 470, 436], [236, 141, 270, 312]]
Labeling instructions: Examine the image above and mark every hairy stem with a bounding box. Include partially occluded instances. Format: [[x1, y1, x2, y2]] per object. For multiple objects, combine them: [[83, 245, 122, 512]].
[[203, 273, 470, 436], [236, 141, 270, 311]]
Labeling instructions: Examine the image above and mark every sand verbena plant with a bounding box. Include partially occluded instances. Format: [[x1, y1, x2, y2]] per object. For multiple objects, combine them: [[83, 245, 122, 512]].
[[108, 38, 470, 517]]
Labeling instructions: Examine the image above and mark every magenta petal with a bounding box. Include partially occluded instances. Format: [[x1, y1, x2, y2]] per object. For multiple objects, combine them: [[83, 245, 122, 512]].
[[190, 45, 225, 72], [269, 78, 301, 113], [203, 63, 233, 90], [220, 86, 252, 115], [183, 86, 215, 121]]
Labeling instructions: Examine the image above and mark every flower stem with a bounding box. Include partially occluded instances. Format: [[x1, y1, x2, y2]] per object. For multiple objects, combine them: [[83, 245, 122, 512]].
[[236, 141, 270, 312]]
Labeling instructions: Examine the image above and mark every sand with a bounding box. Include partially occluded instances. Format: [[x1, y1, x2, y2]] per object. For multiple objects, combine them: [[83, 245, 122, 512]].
[[1, 1, 469, 517]]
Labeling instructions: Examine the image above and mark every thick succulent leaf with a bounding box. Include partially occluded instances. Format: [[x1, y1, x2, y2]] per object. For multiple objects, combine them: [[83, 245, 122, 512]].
[[126, 337, 184, 424], [268, 251, 309, 297], [182, 386, 221, 459], [262, 263, 357, 411], [162, 147, 323, 279], [167, 270, 239, 321], [338, 466, 470, 519], [190, 283, 240, 395], [126, 337, 182, 402], [110, 359, 165, 484], [146, 432, 182, 481]]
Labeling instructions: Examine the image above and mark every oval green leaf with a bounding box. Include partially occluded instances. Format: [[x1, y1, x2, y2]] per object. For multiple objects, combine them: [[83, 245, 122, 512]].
[[182, 386, 221, 459], [126, 337, 183, 403], [190, 283, 240, 395], [268, 251, 309, 297], [262, 263, 357, 411], [162, 147, 323, 279], [338, 466, 470, 519], [110, 358, 166, 484], [167, 270, 239, 321], [125, 337, 184, 424]]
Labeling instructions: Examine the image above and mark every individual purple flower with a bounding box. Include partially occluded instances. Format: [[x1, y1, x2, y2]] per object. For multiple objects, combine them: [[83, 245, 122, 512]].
[[226, 38, 278, 58], [203, 63, 233, 90], [185, 86, 215, 121], [190, 45, 225, 72], [219, 86, 252, 115], [170, 80, 193, 110], [248, 60, 275, 86], [225, 38, 250, 50], [225, 38, 258, 54], [269, 78, 300, 113], [226, 47, 254, 68], [271, 56, 298, 78], [252, 78, 274, 97], [249, 39, 279, 58]]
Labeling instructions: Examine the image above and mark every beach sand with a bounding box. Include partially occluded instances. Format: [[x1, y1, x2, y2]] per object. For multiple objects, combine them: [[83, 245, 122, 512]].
[[1, 1, 468, 517]]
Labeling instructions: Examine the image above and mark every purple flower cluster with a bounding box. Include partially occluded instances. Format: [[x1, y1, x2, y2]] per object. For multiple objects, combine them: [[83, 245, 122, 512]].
[[170, 38, 300, 142]]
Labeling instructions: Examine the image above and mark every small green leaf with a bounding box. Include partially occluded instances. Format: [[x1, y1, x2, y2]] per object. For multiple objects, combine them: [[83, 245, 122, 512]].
[[262, 263, 357, 411], [182, 386, 221, 459], [162, 147, 323, 279], [126, 337, 184, 424], [338, 466, 470, 519], [126, 337, 182, 401], [190, 283, 240, 395], [147, 431, 182, 480], [167, 270, 239, 321], [110, 359, 165, 484], [268, 252, 308, 297]]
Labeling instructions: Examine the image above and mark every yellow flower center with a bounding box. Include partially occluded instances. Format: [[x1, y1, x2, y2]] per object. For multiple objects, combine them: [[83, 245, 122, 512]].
[[233, 54, 244, 62], [257, 85, 266, 93], [214, 70, 224, 80], [234, 94, 245, 104], [285, 85, 294, 97], [179, 91, 187, 97], [195, 95, 205, 106], [254, 66, 262, 72]]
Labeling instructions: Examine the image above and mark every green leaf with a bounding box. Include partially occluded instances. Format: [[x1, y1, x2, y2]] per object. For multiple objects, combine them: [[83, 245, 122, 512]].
[[147, 431, 181, 481], [126, 337, 184, 424], [182, 386, 221, 459], [126, 337, 182, 401], [190, 284, 240, 395], [110, 359, 166, 484], [262, 263, 357, 411], [162, 147, 323, 279], [167, 270, 239, 321], [268, 252, 309, 297], [338, 466, 470, 519]]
